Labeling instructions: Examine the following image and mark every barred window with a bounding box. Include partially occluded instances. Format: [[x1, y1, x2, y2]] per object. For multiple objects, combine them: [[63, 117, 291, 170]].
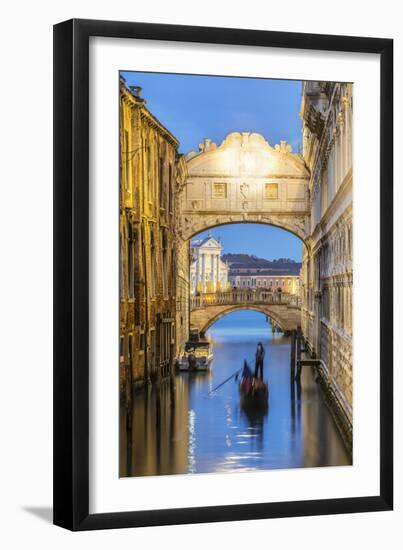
[[213, 182, 227, 199], [264, 183, 278, 200]]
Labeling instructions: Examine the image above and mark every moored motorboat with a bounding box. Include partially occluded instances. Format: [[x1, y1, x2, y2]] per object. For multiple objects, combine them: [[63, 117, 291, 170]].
[[177, 340, 213, 372]]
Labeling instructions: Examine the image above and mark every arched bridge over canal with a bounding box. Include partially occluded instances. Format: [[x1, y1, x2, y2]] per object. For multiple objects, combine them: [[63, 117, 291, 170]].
[[190, 289, 301, 336], [177, 132, 311, 244]]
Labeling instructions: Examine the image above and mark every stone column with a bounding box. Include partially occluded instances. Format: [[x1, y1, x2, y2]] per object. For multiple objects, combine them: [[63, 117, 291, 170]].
[[211, 252, 215, 290], [200, 253, 204, 292], [195, 250, 199, 294], [333, 127, 339, 191], [342, 95, 350, 174], [348, 283, 352, 333], [201, 253, 206, 292], [339, 113, 344, 182]]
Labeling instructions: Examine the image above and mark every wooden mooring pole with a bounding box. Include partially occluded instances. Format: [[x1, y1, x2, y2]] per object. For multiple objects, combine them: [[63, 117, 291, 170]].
[[296, 326, 302, 382], [290, 330, 296, 399]]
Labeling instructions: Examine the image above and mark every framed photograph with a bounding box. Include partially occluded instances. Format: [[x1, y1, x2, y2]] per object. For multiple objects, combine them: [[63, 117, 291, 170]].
[[53, 19, 393, 530]]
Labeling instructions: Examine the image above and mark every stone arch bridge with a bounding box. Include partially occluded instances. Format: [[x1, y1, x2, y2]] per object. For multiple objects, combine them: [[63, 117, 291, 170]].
[[190, 289, 301, 335], [177, 131, 310, 244]]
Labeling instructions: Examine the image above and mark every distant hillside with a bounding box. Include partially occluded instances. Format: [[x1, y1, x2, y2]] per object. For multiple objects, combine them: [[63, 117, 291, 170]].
[[222, 253, 301, 276]]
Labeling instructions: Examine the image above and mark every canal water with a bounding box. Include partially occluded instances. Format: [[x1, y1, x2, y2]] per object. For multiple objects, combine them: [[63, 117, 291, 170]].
[[120, 311, 351, 477]]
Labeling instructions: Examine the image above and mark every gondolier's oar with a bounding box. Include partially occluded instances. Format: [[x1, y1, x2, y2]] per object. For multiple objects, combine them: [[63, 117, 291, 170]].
[[207, 354, 257, 396], [208, 368, 242, 395]]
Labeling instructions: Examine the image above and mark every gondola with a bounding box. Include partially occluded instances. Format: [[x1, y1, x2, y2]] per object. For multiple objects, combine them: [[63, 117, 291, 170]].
[[238, 362, 269, 408]]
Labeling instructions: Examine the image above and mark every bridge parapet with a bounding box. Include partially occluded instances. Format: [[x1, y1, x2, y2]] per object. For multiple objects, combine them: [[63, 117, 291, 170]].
[[190, 289, 301, 310]]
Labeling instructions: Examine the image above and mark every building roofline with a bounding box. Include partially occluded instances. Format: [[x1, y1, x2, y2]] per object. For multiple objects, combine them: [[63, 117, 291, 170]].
[[120, 79, 180, 149]]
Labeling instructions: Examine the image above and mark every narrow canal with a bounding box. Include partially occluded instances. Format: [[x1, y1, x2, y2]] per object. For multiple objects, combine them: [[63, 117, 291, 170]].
[[120, 311, 351, 477]]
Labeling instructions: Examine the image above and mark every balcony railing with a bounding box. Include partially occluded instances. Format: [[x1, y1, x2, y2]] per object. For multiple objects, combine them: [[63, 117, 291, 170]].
[[190, 289, 301, 309]]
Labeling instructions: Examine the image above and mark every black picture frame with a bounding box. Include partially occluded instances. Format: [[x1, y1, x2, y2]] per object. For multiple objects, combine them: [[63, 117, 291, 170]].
[[53, 18, 393, 531]]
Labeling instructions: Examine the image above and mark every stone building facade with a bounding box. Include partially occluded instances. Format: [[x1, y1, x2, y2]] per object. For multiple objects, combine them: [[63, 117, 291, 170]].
[[119, 78, 187, 390], [173, 163, 189, 359], [229, 273, 300, 295], [300, 81, 353, 419], [190, 233, 229, 294]]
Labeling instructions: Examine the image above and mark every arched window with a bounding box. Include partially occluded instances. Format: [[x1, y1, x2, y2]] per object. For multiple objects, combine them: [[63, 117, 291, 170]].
[[123, 129, 130, 193], [147, 143, 152, 193], [150, 229, 156, 297], [119, 222, 125, 300], [127, 220, 135, 299], [159, 156, 164, 207], [161, 229, 168, 298], [168, 164, 173, 213]]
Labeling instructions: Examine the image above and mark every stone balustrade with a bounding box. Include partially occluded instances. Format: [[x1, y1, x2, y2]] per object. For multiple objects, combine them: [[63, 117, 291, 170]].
[[190, 289, 301, 310]]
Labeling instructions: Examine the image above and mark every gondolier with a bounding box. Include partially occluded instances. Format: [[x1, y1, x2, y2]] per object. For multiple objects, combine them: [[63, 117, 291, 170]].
[[255, 342, 265, 379]]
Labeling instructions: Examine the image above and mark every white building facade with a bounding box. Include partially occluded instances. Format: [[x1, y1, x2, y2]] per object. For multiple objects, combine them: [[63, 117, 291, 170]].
[[190, 234, 229, 294], [300, 81, 353, 420], [229, 274, 300, 294]]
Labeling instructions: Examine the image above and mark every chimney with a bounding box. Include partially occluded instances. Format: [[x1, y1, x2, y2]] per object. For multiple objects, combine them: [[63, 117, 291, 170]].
[[129, 85, 143, 98]]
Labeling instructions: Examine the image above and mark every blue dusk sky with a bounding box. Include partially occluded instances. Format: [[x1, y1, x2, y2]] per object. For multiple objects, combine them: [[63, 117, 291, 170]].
[[121, 71, 303, 261], [194, 224, 302, 261]]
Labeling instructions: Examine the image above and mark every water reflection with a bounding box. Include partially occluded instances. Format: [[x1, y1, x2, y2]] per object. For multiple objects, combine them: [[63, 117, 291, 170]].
[[120, 311, 351, 477]]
